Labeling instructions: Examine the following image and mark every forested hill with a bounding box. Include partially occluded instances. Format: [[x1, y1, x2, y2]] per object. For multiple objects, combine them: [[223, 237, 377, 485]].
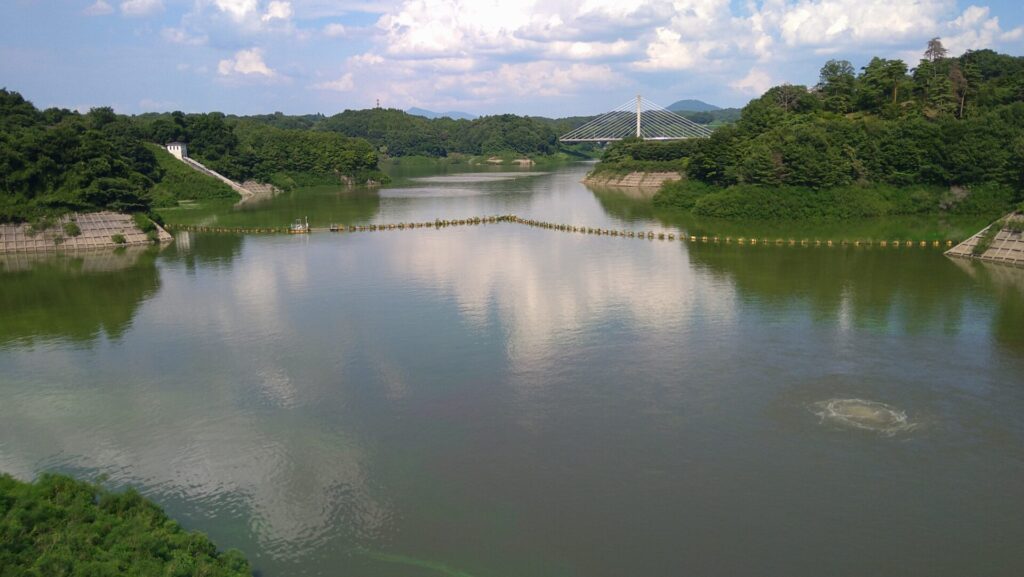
[[622, 43, 1024, 220], [0, 90, 385, 222], [266, 108, 589, 158]]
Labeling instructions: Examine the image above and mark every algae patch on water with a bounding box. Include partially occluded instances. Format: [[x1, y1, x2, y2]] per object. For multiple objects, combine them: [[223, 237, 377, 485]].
[[811, 398, 917, 436]]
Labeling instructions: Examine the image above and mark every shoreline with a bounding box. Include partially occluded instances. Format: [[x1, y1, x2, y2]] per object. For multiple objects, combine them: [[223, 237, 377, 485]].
[[0, 211, 172, 254]]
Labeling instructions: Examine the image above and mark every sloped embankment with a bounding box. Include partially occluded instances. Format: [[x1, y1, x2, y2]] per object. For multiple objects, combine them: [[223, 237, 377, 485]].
[[946, 212, 1024, 266], [583, 171, 682, 189], [0, 212, 172, 253]]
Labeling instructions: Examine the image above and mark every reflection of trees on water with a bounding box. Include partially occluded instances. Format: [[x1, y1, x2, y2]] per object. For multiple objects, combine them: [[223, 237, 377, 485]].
[[158, 188, 382, 229], [688, 243, 1024, 349], [214, 188, 382, 228], [686, 245, 983, 335], [587, 185, 658, 223], [588, 186, 989, 240], [0, 247, 161, 346], [160, 231, 245, 272], [948, 259, 1024, 352]]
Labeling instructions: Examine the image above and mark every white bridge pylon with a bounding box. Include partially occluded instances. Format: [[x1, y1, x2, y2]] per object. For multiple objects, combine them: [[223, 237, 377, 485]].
[[559, 95, 713, 142]]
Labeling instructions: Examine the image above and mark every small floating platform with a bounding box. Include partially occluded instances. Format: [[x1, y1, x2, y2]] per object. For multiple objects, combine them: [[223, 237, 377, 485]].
[[289, 217, 310, 234]]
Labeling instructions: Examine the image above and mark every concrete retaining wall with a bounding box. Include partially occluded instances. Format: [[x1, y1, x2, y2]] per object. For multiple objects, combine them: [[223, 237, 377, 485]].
[[945, 212, 1024, 267], [583, 171, 682, 189], [0, 212, 172, 253]]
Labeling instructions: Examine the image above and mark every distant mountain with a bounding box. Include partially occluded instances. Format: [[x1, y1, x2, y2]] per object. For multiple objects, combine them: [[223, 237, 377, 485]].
[[666, 99, 720, 112], [407, 107, 477, 120]]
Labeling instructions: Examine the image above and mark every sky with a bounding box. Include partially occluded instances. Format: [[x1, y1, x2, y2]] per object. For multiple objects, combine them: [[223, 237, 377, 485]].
[[2, 0, 1023, 118]]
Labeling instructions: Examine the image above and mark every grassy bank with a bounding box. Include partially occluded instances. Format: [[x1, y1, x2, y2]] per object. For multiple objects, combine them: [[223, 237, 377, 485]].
[[146, 144, 239, 207], [0, 473, 251, 576], [653, 180, 1018, 221]]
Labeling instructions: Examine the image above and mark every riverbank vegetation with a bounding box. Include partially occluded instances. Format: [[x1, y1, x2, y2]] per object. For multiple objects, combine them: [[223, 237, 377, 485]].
[[0, 89, 388, 223], [146, 144, 237, 207], [589, 138, 698, 176], [0, 472, 251, 576], [602, 43, 1024, 221]]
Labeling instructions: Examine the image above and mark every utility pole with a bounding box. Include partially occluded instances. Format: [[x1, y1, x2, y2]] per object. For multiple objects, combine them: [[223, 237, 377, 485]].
[[636, 95, 642, 138]]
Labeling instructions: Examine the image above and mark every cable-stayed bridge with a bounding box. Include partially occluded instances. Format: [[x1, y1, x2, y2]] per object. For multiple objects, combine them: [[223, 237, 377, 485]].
[[559, 96, 713, 142]]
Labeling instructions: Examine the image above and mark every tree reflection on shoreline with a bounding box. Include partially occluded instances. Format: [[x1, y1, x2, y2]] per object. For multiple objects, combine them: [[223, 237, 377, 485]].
[[0, 247, 162, 347]]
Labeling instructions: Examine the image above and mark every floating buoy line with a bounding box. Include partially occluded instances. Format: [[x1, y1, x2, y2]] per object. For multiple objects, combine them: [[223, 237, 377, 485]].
[[162, 215, 957, 249]]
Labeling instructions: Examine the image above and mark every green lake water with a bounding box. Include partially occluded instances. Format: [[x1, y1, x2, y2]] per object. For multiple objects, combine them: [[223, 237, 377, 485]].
[[1, 162, 1023, 576]]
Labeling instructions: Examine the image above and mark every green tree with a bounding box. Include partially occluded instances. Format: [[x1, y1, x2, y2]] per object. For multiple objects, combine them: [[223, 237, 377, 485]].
[[817, 59, 856, 112]]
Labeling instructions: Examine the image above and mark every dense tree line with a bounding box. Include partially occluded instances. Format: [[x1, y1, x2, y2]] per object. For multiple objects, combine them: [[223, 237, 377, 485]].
[[1, 90, 159, 221], [233, 123, 384, 189], [133, 112, 385, 187], [230, 107, 595, 158], [0, 473, 251, 576], [0, 90, 387, 222], [630, 44, 1024, 220]]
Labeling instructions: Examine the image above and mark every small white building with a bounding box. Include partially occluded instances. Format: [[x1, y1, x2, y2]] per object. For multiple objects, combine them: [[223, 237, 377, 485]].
[[166, 142, 188, 160]]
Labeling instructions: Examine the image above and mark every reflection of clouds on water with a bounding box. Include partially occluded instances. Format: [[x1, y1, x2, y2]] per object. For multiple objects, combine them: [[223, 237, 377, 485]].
[[410, 172, 548, 184], [0, 238, 391, 561], [387, 227, 737, 374], [0, 387, 390, 559]]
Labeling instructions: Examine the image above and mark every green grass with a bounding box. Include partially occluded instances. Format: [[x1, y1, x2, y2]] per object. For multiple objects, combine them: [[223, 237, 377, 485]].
[[973, 223, 1001, 255], [146, 143, 239, 206], [62, 220, 81, 237], [588, 159, 687, 177], [654, 181, 1018, 222], [0, 473, 251, 577]]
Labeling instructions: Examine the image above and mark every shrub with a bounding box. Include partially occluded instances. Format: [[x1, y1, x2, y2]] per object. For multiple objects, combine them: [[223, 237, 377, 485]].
[[63, 221, 81, 237], [653, 180, 716, 210], [133, 212, 156, 233], [973, 223, 1000, 255], [0, 473, 251, 576], [111, 233, 126, 244]]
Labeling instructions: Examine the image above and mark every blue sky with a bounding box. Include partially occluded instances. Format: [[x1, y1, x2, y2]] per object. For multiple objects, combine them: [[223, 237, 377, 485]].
[[2, 0, 1023, 117]]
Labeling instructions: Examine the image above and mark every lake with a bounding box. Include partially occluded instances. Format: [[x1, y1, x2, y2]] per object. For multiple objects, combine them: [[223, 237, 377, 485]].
[[1, 162, 1023, 577]]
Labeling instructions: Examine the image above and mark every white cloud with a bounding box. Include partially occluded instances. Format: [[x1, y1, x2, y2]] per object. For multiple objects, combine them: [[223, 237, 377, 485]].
[[348, 52, 386, 66], [127, 0, 1024, 111], [759, 0, 954, 47], [313, 72, 355, 92], [218, 48, 276, 77], [323, 23, 347, 37], [544, 39, 636, 60], [213, 0, 259, 21], [120, 0, 163, 17], [83, 1, 114, 16], [636, 27, 699, 70], [730, 68, 774, 95], [942, 5, 1022, 54], [162, 27, 208, 46], [486, 62, 611, 97], [262, 1, 293, 22]]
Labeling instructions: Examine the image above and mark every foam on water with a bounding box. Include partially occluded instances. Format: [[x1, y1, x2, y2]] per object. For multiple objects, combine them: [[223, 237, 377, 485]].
[[810, 398, 917, 436]]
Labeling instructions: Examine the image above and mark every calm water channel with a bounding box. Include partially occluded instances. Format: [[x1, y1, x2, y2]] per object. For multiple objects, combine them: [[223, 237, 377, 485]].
[[2, 163, 1023, 577]]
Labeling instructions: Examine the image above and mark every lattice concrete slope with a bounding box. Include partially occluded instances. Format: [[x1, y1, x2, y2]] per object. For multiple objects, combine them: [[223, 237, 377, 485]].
[[0, 212, 172, 253], [946, 212, 1024, 266]]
